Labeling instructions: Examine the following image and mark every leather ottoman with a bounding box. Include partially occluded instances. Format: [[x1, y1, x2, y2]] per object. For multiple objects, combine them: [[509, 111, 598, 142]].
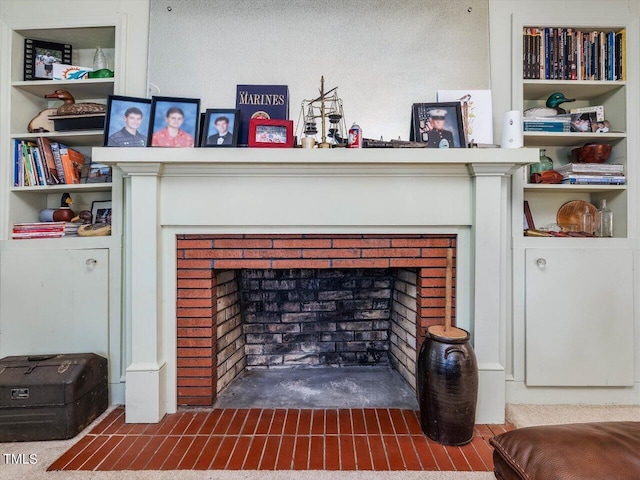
[[490, 421, 640, 480]]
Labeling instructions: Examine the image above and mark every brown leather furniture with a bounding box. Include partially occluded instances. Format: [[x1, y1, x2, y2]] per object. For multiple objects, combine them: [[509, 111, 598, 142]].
[[490, 421, 640, 479]]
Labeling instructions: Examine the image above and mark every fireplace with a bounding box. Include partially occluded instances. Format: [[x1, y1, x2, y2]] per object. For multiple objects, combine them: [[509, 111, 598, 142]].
[[176, 234, 456, 406], [96, 146, 535, 424]]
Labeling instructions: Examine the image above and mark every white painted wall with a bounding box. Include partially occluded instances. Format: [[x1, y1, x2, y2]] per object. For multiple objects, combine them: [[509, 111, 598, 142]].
[[148, 0, 490, 141]]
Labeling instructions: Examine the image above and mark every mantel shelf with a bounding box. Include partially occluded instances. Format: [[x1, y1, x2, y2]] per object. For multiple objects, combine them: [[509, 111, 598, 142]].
[[94, 147, 538, 170]]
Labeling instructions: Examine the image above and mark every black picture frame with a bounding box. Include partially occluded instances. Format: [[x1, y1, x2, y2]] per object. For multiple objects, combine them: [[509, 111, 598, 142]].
[[24, 38, 72, 81], [103, 95, 152, 147], [411, 102, 467, 148], [149, 96, 200, 148], [201, 109, 240, 147]]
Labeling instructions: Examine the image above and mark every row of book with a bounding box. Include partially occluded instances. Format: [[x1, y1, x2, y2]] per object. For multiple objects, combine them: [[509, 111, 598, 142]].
[[12, 222, 79, 240], [556, 162, 625, 185], [523, 27, 625, 81], [523, 115, 571, 133], [13, 138, 85, 187]]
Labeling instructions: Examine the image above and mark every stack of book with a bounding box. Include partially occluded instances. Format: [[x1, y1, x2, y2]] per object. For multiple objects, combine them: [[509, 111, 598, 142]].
[[556, 163, 625, 185], [523, 115, 571, 132], [12, 222, 66, 239], [523, 27, 625, 81], [13, 138, 85, 187], [65, 222, 81, 237]]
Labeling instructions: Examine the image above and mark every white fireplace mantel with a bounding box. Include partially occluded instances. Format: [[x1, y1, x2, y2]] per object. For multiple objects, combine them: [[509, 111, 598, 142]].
[[96, 147, 536, 424]]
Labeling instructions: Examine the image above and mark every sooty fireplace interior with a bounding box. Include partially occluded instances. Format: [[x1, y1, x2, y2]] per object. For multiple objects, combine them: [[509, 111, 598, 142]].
[[176, 234, 456, 407]]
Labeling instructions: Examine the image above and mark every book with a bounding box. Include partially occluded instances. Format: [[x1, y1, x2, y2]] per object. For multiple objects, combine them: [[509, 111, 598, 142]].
[[58, 144, 85, 184], [14, 140, 22, 186], [235, 85, 289, 146], [561, 175, 625, 185], [49, 142, 66, 183], [31, 143, 47, 185], [556, 163, 624, 174], [12, 221, 66, 239], [21, 141, 36, 186], [523, 122, 570, 132], [37, 137, 60, 184]]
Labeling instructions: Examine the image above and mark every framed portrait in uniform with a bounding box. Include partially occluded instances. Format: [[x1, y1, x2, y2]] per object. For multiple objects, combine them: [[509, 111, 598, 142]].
[[411, 102, 466, 148]]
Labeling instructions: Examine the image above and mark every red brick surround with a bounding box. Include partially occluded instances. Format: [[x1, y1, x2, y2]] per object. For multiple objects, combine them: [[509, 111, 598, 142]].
[[177, 234, 456, 406]]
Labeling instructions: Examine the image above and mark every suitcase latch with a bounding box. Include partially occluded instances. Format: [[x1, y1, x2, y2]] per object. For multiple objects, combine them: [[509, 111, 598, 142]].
[[11, 388, 29, 400], [58, 360, 72, 374]]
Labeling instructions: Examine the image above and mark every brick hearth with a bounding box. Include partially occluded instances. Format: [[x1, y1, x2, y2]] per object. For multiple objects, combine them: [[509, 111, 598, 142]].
[[176, 234, 456, 407]]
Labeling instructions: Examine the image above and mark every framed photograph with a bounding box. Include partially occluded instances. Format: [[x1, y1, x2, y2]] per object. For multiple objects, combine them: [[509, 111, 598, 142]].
[[103, 95, 151, 147], [24, 38, 72, 81], [411, 102, 466, 148], [248, 118, 294, 148], [91, 200, 112, 225], [570, 112, 596, 133], [201, 109, 240, 147], [82, 163, 112, 183], [593, 119, 611, 133], [149, 96, 200, 148]]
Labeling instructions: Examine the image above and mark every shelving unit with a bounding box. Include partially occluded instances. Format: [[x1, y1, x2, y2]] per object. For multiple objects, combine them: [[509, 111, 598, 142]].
[[0, 16, 128, 404], [510, 16, 638, 392], [519, 73, 628, 236], [3, 24, 118, 240]]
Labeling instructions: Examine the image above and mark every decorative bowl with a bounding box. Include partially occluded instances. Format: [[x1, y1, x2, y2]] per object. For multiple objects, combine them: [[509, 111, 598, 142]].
[[571, 143, 612, 163]]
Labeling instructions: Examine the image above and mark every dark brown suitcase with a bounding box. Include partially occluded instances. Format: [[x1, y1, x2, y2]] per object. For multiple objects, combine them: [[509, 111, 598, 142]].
[[0, 353, 108, 442]]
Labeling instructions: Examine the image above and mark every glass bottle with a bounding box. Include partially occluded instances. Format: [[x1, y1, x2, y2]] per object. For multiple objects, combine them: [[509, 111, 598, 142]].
[[595, 199, 613, 237], [580, 205, 594, 235], [530, 148, 554, 179], [93, 46, 107, 71]]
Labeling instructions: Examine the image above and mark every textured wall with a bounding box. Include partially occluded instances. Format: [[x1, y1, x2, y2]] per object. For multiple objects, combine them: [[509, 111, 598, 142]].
[[149, 0, 489, 140]]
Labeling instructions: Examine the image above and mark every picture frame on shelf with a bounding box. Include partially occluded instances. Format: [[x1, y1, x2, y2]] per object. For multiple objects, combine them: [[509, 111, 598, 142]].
[[570, 112, 597, 133], [82, 163, 112, 183], [411, 102, 466, 148], [201, 109, 240, 147], [593, 120, 611, 133], [524, 201, 535, 231], [24, 38, 72, 81], [149, 96, 200, 148], [103, 95, 152, 147], [91, 200, 112, 225], [248, 118, 294, 148]]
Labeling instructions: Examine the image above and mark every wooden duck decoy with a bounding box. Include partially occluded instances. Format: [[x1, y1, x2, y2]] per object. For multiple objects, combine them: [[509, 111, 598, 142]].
[[52, 192, 75, 222], [71, 210, 93, 225], [524, 92, 575, 118], [45, 89, 106, 115], [28, 107, 57, 132]]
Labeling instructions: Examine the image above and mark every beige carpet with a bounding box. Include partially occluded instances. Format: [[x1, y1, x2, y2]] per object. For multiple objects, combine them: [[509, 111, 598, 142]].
[[507, 404, 640, 428], [4, 404, 639, 480]]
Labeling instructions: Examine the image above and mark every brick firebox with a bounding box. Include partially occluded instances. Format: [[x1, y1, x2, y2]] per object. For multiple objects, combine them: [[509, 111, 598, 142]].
[[176, 234, 456, 406]]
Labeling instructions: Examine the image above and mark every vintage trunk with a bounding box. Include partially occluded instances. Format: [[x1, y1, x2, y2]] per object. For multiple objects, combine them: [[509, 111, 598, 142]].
[[0, 353, 108, 441]]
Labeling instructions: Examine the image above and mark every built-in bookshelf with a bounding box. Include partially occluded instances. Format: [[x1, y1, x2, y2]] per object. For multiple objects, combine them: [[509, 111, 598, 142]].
[[4, 25, 118, 241], [507, 13, 639, 396], [517, 23, 630, 238]]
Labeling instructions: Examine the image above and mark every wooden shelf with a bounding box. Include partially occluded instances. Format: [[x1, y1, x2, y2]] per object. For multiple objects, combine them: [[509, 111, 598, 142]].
[[524, 184, 626, 193], [523, 80, 626, 100], [11, 131, 103, 147], [15, 26, 115, 50], [11, 78, 114, 99], [11, 183, 112, 194], [523, 131, 626, 147], [3, 234, 120, 250]]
